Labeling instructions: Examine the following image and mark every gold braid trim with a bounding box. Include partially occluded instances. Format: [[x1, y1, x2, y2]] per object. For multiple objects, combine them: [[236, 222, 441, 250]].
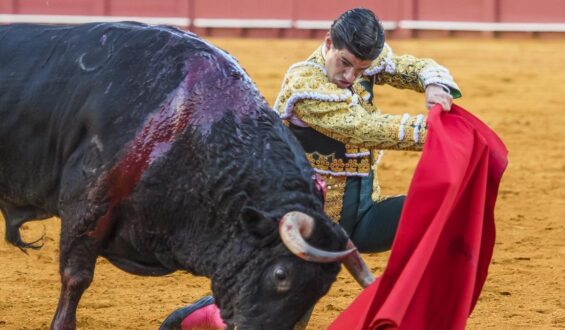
[[321, 174, 347, 223], [371, 149, 383, 202], [306, 152, 371, 175], [363, 43, 396, 76]]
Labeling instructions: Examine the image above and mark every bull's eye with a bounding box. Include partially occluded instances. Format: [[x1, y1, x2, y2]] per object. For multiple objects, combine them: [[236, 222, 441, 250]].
[[272, 266, 291, 293], [274, 267, 287, 281]]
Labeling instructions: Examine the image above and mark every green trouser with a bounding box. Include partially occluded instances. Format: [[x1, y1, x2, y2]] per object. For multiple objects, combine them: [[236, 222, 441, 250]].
[[339, 175, 405, 253], [296, 176, 405, 329]]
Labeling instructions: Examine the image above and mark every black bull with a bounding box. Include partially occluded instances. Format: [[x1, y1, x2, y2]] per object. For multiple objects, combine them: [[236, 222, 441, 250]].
[[0, 23, 373, 329]]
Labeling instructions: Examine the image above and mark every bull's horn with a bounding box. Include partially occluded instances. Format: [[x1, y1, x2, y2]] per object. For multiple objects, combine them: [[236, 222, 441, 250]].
[[341, 239, 376, 288], [279, 211, 356, 263]]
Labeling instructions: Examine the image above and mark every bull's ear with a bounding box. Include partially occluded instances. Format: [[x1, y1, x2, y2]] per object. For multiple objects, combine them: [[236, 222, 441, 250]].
[[241, 206, 276, 239]]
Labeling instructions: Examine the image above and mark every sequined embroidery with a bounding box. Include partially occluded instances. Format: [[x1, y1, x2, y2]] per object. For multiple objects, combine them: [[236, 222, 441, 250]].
[[322, 175, 348, 223]]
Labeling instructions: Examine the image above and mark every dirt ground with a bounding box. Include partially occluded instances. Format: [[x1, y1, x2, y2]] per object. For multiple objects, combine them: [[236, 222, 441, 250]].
[[1, 38, 564, 329]]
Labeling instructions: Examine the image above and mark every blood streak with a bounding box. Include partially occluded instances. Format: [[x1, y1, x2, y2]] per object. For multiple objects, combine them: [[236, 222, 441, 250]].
[[87, 77, 191, 242]]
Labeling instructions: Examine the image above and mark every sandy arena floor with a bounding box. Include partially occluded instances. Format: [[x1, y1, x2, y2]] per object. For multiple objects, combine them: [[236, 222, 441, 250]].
[[1, 38, 564, 329]]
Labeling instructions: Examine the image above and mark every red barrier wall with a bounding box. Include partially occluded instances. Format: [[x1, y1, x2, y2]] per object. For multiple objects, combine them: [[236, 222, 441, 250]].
[[190, 0, 292, 37], [293, 0, 399, 20], [193, 0, 291, 19], [1, 0, 564, 38], [2, 0, 189, 17], [13, 0, 106, 15], [416, 0, 487, 21], [108, 0, 189, 18], [499, 0, 565, 22]]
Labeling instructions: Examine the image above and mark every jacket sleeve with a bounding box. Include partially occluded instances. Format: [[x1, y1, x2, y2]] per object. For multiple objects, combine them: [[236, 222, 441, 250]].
[[364, 43, 462, 98]]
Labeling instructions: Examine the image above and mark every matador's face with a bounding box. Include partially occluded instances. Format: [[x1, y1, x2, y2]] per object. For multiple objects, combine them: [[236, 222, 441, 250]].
[[323, 34, 372, 89]]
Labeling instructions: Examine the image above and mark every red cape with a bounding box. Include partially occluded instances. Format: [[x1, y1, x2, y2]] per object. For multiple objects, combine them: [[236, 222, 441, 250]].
[[329, 104, 508, 330]]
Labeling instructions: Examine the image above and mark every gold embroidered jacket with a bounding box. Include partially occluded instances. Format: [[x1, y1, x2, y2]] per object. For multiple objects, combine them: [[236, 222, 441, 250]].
[[273, 43, 461, 221]]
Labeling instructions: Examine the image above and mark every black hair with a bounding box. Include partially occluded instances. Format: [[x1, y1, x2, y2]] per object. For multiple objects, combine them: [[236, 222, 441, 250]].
[[329, 8, 385, 61]]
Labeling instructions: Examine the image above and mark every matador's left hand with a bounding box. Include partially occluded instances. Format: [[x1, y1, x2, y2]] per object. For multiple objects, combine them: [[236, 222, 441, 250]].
[[425, 84, 453, 111]]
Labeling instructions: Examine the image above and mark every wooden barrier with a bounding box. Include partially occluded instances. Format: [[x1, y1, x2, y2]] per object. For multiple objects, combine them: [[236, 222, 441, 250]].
[[1, 0, 564, 38]]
